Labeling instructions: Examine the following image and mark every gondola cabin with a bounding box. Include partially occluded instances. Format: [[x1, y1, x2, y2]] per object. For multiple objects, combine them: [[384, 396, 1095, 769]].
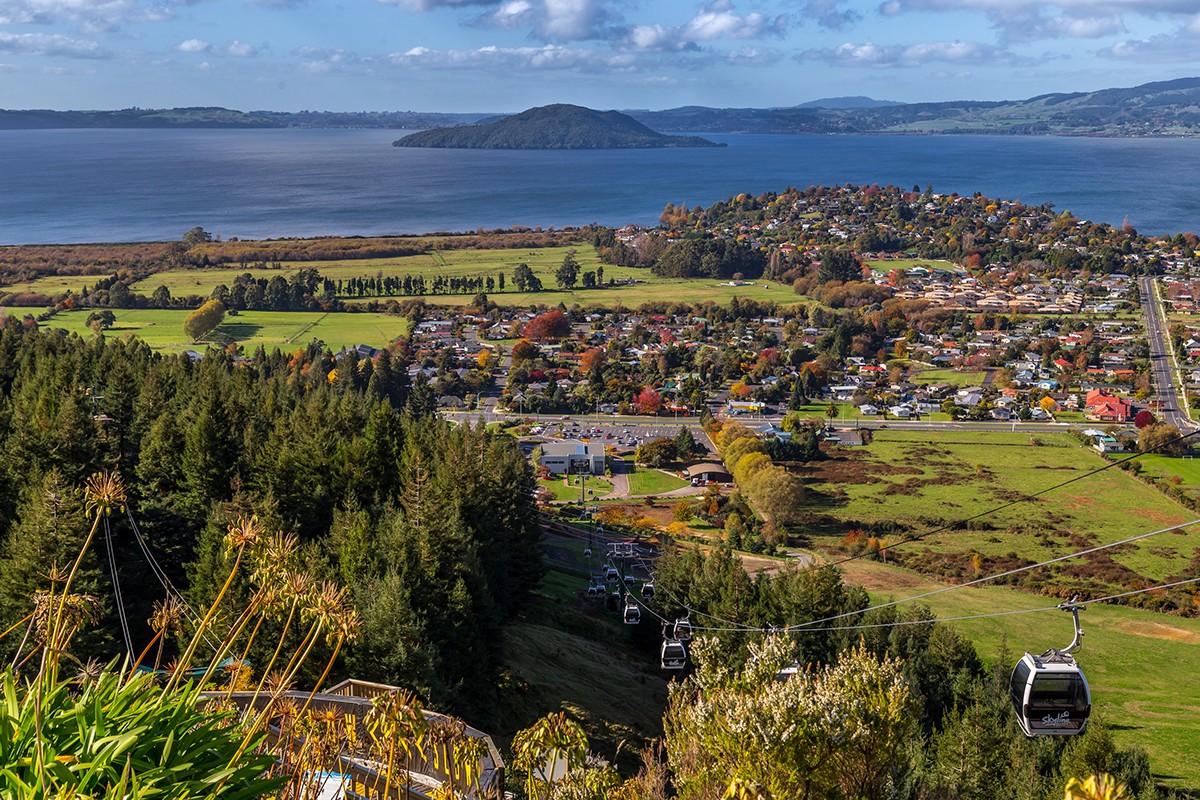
[[641, 582, 655, 600], [605, 565, 620, 584], [1009, 652, 1091, 736], [623, 601, 641, 625], [661, 639, 687, 670]]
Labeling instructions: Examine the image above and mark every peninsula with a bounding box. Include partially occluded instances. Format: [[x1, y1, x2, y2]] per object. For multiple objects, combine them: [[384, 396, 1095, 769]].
[[391, 104, 724, 150]]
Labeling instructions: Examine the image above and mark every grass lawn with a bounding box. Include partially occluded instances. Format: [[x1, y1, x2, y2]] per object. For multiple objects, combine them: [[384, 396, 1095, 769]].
[[1136, 453, 1200, 504], [796, 429, 1200, 592], [836, 558, 1200, 790], [624, 463, 690, 496], [540, 474, 614, 503], [910, 367, 988, 387], [37, 309, 411, 354]]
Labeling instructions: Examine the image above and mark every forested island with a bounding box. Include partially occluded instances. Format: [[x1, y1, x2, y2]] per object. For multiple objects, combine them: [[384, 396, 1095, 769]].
[[393, 104, 724, 150]]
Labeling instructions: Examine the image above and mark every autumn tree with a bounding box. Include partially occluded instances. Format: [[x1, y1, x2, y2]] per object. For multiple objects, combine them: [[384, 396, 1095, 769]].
[[523, 310, 571, 342], [182, 298, 226, 343], [1138, 423, 1186, 456], [580, 347, 607, 376], [634, 387, 664, 415], [511, 338, 540, 363]]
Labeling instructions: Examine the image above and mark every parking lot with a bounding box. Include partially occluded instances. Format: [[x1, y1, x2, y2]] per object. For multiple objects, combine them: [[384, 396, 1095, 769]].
[[529, 419, 715, 455]]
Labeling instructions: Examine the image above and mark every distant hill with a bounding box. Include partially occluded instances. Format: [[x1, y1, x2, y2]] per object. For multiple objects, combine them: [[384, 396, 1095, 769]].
[[794, 96, 903, 109], [629, 77, 1200, 136], [0, 107, 490, 130], [6, 78, 1200, 137], [393, 104, 724, 149]]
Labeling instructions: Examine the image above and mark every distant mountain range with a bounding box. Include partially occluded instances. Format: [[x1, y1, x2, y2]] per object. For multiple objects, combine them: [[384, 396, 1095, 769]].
[[4, 78, 1200, 137], [392, 104, 723, 150]]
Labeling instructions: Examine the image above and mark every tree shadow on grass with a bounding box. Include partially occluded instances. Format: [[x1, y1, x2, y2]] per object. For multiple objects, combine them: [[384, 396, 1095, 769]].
[[210, 322, 262, 342]]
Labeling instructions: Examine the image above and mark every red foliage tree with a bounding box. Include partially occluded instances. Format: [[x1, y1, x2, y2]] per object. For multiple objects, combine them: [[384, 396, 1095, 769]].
[[1134, 409, 1156, 429], [633, 387, 664, 416], [523, 310, 571, 342]]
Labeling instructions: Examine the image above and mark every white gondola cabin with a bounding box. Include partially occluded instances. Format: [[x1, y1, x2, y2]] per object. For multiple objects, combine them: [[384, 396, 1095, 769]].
[[1009, 600, 1091, 737], [1009, 653, 1091, 736], [661, 639, 687, 670], [623, 600, 641, 625]]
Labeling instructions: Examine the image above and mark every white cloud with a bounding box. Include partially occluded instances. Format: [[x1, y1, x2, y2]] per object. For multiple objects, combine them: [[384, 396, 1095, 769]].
[[175, 38, 260, 57], [0, 0, 170, 32], [0, 30, 110, 57], [803, 39, 1007, 66], [877, 0, 1200, 43], [293, 46, 366, 73], [801, 0, 859, 30], [475, 0, 617, 41], [388, 42, 638, 70], [376, 0, 500, 9], [622, 1, 785, 52], [224, 39, 258, 57], [1100, 29, 1200, 60]]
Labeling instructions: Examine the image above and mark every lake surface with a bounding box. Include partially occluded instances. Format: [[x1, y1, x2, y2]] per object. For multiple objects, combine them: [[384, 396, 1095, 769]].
[[2, 128, 1199, 244]]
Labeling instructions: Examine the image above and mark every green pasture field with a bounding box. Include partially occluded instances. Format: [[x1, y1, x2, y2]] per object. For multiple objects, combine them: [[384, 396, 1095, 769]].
[[796, 429, 1199, 588], [623, 463, 689, 496], [382, 278, 794, 309], [865, 258, 958, 273], [36, 309, 411, 354], [7, 245, 802, 310], [1136, 453, 1200, 503], [0, 274, 99, 296], [837, 558, 1200, 789], [909, 367, 988, 387]]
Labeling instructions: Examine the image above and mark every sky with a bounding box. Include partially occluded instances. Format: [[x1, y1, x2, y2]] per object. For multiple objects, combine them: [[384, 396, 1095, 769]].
[[2, 0, 1200, 111]]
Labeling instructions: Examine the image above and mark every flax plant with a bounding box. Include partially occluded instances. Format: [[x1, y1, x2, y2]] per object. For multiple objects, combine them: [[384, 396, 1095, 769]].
[[0, 471, 363, 799]]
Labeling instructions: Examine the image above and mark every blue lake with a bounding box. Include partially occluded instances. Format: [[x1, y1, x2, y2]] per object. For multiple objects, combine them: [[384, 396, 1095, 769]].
[[1, 128, 1199, 244]]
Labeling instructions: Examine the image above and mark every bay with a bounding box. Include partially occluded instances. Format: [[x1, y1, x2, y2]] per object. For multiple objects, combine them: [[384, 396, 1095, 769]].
[[1, 128, 1198, 245]]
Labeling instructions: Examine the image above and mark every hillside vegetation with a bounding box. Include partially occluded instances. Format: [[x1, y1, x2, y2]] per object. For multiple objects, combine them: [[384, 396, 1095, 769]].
[[393, 104, 724, 149]]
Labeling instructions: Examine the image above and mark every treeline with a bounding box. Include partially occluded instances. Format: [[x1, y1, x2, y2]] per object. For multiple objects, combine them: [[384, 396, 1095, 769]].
[[0, 321, 541, 725], [644, 546, 1162, 800], [332, 273, 505, 298], [591, 228, 767, 279], [191, 230, 587, 265]]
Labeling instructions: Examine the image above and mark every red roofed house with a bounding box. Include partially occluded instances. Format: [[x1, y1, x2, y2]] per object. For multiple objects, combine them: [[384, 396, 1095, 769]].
[[1085, 389, 1132, 423]]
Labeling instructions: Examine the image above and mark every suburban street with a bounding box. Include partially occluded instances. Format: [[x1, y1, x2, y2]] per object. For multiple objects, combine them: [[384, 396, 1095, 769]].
[[1139, 275, 1195, 431]]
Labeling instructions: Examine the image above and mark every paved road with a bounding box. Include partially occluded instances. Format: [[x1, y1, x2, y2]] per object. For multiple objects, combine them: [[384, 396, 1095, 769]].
[[1140, 276, 1195, 431], [445, 407, 1131, 437]]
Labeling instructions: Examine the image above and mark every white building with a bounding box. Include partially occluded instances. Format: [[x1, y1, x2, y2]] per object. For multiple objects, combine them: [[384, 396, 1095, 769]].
[[540, 440, 606, 476]]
